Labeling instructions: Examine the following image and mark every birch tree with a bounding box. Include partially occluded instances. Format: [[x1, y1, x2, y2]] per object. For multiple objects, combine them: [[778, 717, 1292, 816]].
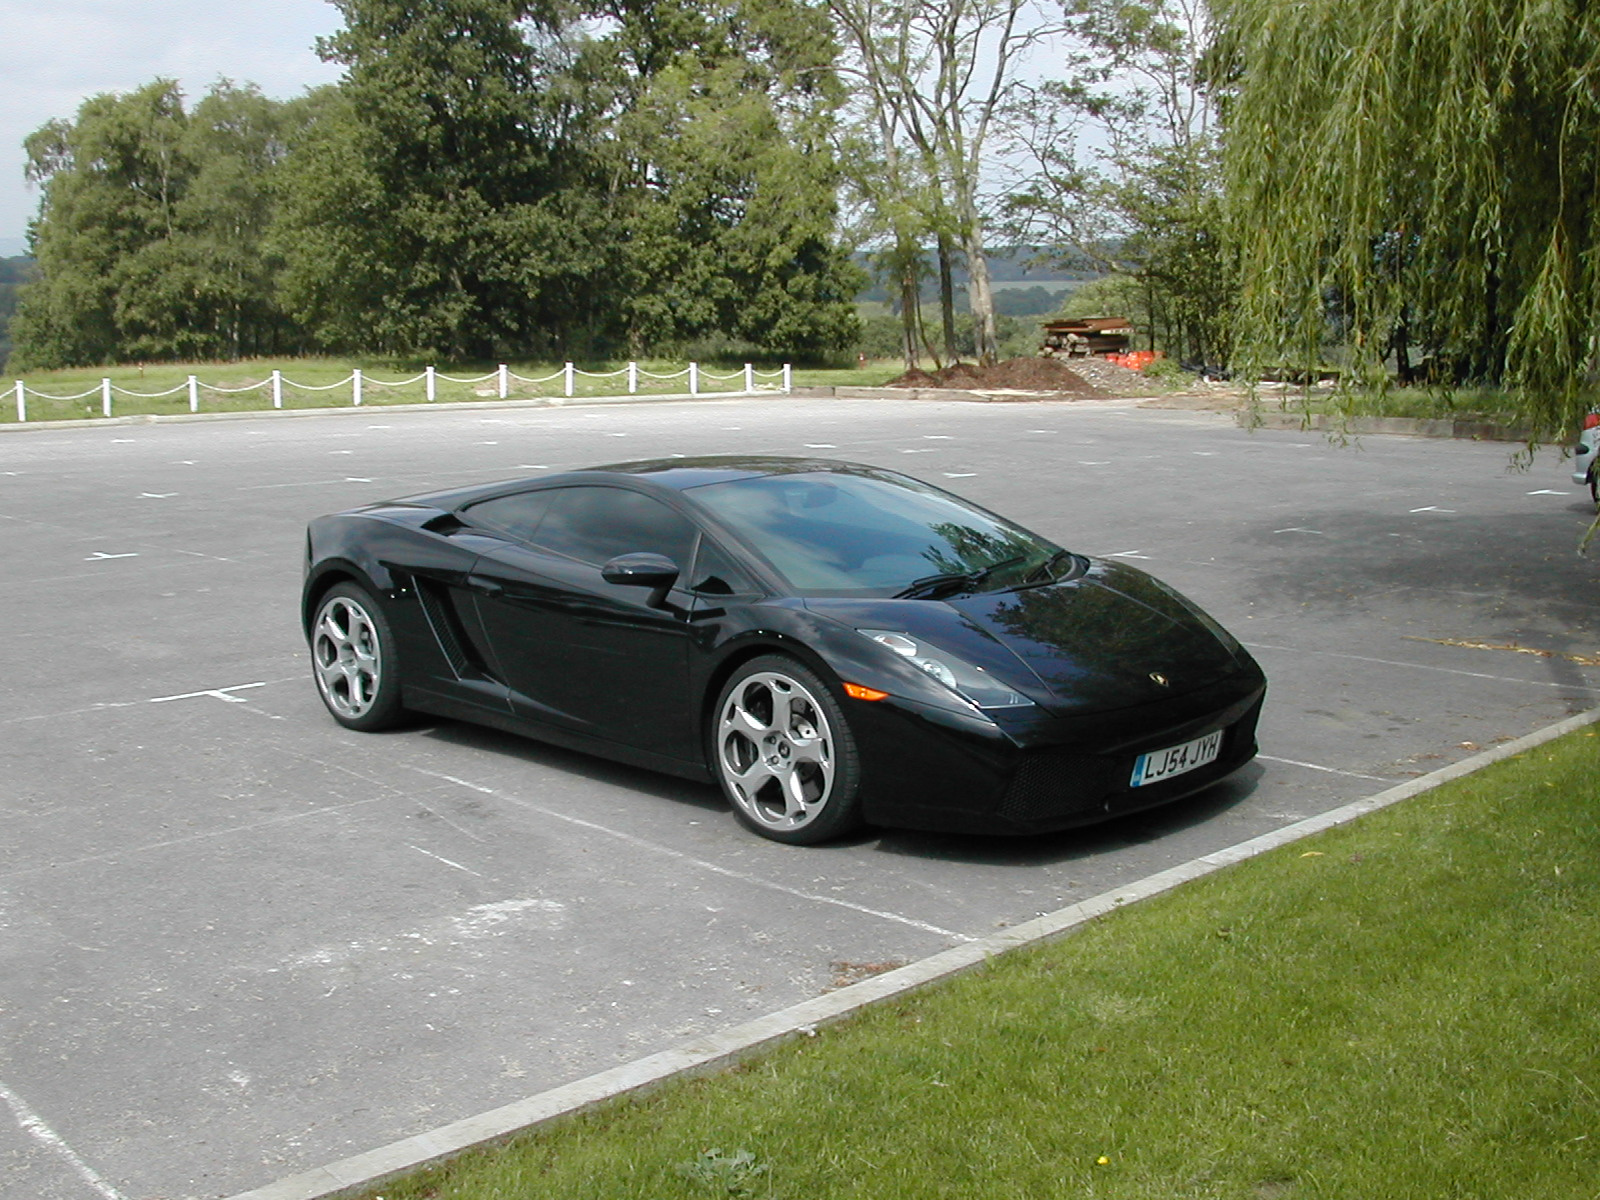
[[831, 0, 1054, 365]]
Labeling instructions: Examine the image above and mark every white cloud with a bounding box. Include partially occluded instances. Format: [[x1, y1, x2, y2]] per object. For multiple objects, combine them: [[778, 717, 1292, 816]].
[[0, 0, 345, 244]]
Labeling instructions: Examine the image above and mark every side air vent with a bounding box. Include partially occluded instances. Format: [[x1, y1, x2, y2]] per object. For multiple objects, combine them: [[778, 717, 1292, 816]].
[[413, 577, 492, 680], [422, 512, 466, 534]]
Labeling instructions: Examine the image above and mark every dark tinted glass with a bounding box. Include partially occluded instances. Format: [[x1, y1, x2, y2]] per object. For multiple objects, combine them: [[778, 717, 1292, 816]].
[[533, 486, 697, 567], [462, 490, 557, 542], [689, 537, 757, 596], [689, 471, 1058, 595]]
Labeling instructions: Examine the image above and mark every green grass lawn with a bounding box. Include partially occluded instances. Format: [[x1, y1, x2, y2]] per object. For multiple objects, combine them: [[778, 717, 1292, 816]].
[[0, 357, 804, 424], [349, 724, 1600, 1200]]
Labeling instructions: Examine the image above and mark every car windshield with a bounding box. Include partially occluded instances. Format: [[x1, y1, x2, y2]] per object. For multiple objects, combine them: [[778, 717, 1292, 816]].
[[688, 470, 1067, 596]]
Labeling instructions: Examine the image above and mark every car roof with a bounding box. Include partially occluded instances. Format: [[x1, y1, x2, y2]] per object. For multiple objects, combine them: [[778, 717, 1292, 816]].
[[385, 456, 889, 510]]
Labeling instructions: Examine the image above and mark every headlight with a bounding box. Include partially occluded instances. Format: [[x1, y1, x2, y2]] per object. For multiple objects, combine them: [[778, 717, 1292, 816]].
[[858, 629, 1033, 709]]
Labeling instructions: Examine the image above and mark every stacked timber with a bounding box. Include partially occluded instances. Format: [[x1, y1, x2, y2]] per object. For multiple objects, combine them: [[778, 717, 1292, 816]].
[[1039, 316, 1134, 357]]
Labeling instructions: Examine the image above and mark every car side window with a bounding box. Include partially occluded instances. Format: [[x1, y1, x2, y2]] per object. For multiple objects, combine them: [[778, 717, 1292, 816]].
[[460, 489, 557, 542], [531, 486, 697, 567], [689, 536, 758, 596]]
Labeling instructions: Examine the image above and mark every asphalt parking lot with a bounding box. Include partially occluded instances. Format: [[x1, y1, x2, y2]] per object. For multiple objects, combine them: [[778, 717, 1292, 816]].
[[3, 394, 1597, 1200]]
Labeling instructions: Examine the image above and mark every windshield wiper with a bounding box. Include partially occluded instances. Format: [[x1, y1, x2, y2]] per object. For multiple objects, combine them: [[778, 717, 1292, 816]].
[[894, 555, 1026, 600], [1023, 549, 1078, 584]]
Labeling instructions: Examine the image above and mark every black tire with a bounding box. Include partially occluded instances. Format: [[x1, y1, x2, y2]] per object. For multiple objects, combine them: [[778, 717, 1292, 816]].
[[309, 582, 406, 731], [1590, 469, 1598, 508], [710, 654, 864, 844]]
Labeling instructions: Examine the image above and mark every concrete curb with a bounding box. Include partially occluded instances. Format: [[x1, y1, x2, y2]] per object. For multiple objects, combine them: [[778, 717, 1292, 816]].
[[0, 389, 782, 433], [221, 704, 1600, 1200], [1240, 410, 1537, 443]]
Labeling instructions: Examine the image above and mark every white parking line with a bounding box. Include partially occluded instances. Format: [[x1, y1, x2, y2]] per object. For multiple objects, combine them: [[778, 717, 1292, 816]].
[[1241, 642, 1600, 693], [0, 1077, 127, 1200], [412, 769, 972, 943], [1258, 754, 1389, 781], [410, 845, 484, 876], [150, 682, 268, 705]]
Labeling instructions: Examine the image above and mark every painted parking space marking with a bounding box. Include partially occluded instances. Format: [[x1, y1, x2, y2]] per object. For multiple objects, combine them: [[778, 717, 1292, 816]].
[[413, 768, 972, 942], [1107, 549, 1151, 559], [0, 1076, 127, 1200], [1273, 527, 1325, 535], [943, 472, 976, 478], [85, 551, 139, 561], [1409, 505, 1456, 513], [1258, 754, 1389, 781], [410, 845, 484, 877], [149, 682, 268, 705], [1241, 642, 1600, 693], [1526, 489, 1568, 495]]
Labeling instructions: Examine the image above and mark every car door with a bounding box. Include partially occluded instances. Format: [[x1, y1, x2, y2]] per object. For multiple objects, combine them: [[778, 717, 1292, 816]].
[[460, 485, 701, 761]]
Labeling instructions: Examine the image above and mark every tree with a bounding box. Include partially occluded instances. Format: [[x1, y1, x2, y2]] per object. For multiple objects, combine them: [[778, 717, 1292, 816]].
[[1006, 0, 1232, 366], [272, 0, 859, 360], [831, 0, 1055, 366], [583, 0, 863, 358], [1214, 0, 1600, 432], [272, 0, 598, 358], [11, 80, 296, 368]]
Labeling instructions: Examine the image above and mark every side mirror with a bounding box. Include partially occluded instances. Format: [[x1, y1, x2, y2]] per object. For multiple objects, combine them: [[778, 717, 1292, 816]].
[[601, 552, 681, 590]]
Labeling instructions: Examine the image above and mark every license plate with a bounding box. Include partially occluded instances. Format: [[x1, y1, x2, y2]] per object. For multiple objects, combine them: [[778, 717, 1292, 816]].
[[1130, 729, 1224, 787]]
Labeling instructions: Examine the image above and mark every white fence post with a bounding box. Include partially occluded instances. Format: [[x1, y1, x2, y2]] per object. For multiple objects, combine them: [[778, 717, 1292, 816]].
[[425, 365, 436, 402], [272, 369, 283, 409], [101, 378, 112, 418], [14, 381, 24, 423], [744, 363, 754, 392], [187, 375, 199, 414], [783, 363, 792, 393], [564, 362, 575, 397], [689, 362, 699, 396], [627, 362, 638, 394], [498, 364, 508, 399], [353, 369, 363, 407]]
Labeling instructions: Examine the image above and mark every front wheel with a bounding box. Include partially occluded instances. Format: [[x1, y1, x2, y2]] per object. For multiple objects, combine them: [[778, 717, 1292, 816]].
[[711, 655, 863, 844], [310, 582, 406, 731]]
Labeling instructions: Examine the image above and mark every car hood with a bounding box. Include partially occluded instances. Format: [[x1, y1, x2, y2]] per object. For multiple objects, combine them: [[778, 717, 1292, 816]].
[[805, 559, 1247, 716]]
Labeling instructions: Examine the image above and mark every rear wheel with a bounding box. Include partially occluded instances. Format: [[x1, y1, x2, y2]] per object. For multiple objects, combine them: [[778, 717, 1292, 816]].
[[711, 655, 863, 844], [310, 582, 405, 731]]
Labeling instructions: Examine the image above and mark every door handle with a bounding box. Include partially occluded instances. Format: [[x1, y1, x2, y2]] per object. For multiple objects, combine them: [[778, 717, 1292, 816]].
[[466, 574, 504, 596]]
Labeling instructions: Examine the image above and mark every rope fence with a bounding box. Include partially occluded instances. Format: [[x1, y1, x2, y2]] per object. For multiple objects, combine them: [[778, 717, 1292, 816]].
[[7, 361, 793, 423]]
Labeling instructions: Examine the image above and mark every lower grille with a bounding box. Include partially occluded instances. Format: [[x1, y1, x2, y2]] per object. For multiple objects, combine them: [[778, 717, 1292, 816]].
[[995, 750, 1119, 824]]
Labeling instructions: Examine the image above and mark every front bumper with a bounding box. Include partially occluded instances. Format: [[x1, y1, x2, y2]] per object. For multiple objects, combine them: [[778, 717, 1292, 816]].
[[850, 664, 1267, 836]]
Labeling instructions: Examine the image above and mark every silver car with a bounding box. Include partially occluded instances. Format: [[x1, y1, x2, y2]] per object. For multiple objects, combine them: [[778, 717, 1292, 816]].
[[1574, 412, 1599, 506]]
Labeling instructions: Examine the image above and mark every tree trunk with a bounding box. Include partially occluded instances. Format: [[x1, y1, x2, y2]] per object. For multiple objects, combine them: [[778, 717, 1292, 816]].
[[899, 263, 920, 371], [937, 234, 957, 366], [963, 233, 998, 365]]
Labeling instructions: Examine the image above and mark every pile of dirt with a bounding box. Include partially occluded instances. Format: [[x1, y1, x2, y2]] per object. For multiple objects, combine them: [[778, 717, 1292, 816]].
[[885, 356, 1108, 396]]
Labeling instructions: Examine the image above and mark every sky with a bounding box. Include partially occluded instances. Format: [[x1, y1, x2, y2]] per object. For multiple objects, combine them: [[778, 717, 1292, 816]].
[[0, 0, 346, 253]]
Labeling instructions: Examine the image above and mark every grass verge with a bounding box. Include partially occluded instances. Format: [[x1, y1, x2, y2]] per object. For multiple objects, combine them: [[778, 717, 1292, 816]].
[[349, 724, 1600, 1200]]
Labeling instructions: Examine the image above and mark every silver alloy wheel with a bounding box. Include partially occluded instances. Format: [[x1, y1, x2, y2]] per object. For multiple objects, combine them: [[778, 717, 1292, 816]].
[[313, 594, 383, 720], [716, 669, 836, 832]]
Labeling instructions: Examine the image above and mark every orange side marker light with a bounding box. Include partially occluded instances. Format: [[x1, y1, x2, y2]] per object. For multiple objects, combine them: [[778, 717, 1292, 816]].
[[843, 682, 889, 701]]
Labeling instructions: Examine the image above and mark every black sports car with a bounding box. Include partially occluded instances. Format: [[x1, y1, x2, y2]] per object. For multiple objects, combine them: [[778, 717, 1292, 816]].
[[302, 456, 1265, 843]]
